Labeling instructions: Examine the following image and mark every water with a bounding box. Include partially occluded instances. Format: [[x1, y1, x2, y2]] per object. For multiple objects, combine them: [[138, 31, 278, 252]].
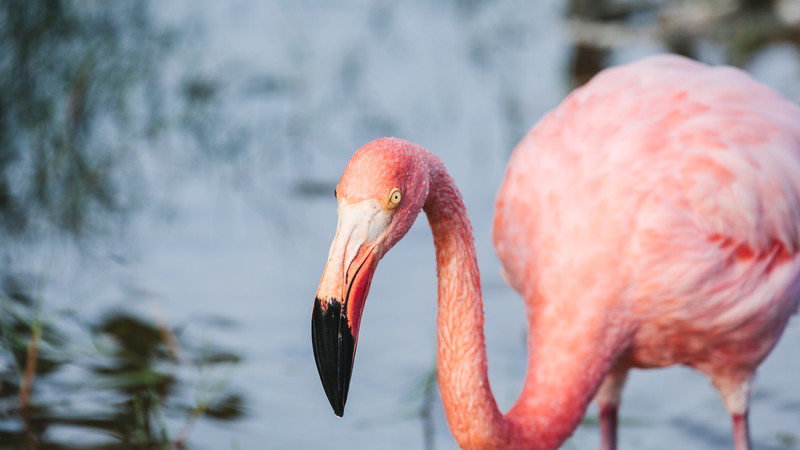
[[1, 0, 799, 449]]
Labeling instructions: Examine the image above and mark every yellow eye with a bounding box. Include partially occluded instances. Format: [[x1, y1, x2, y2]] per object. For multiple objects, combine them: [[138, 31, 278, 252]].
[[389, 188, 402, 206]]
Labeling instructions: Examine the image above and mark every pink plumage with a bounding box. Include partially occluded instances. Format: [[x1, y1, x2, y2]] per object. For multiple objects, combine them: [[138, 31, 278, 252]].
[[494, 53, 800, 449], [312, 54, 800, 450]]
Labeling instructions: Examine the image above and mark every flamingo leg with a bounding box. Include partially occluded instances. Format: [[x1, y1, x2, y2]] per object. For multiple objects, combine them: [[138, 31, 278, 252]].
[[710, 374, 753, 450], [732, 412, 751, 450], [595, 366, 628, 450], [598, 404, 618, 450]]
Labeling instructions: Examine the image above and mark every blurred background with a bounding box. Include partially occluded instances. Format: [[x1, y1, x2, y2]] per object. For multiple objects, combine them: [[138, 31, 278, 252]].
[[0, 0, 799, 448]]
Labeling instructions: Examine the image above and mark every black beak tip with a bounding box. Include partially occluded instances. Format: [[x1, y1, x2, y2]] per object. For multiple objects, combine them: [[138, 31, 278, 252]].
[[312, 298, 356, 417]]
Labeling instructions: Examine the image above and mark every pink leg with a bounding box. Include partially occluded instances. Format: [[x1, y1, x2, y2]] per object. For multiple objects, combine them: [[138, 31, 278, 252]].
[[595, 366, 627, 450], [599, 404, 618, 450], [732, 412, 751, 450], [710, 373, 753, 450]]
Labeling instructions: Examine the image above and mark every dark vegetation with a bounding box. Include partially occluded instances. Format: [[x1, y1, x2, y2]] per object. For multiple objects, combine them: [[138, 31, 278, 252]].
[[0, 2, 244, 448]]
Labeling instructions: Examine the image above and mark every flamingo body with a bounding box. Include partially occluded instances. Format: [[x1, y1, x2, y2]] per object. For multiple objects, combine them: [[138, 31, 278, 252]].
[[311, 55, 800, 449], [493, 53, 800, 448]]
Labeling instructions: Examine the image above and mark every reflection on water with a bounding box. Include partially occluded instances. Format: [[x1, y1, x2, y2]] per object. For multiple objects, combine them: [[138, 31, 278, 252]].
[[0, 1, 245, 448], [0, 0, 170, 239], [0, 273, 244, 449], [566, 0, 800, 87]]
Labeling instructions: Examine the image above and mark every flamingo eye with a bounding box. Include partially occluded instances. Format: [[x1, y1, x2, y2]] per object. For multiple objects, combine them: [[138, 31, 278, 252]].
[[334, 187, 338, 200], [389, 188, 402, 206]]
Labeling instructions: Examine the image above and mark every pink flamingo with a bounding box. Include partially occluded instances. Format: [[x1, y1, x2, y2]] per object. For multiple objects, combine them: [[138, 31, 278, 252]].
[[311, 54, 800, 449]]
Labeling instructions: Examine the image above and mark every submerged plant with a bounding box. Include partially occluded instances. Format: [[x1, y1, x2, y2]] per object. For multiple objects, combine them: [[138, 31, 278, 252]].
[[0, 274, 245, 449], [0, 0, 168, 239]]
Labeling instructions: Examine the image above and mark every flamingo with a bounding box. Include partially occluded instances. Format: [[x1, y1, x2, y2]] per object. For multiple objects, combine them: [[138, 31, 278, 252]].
[[310, 54, 800, 449]]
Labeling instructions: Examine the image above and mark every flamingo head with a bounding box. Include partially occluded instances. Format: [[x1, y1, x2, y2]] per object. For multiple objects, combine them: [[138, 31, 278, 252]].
[[312, 137, 429, 416]]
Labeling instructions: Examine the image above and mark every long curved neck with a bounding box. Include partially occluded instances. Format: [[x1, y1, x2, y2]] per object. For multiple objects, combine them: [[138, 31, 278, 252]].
[[422, 156, 519, 448], [422, 155, 606, 449]]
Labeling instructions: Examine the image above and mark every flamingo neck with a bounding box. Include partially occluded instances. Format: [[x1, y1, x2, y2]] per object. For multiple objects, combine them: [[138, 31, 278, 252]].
[[422, 156, 519, 448], [422, 154, 606, 449]]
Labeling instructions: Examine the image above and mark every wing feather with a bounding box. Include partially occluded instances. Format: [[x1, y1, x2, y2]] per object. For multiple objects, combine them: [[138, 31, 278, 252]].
[[493, 55, 800, 329]]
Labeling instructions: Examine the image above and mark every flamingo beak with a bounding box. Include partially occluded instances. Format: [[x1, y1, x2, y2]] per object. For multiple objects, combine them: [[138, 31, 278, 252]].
[[312, 200, 388, 417]]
